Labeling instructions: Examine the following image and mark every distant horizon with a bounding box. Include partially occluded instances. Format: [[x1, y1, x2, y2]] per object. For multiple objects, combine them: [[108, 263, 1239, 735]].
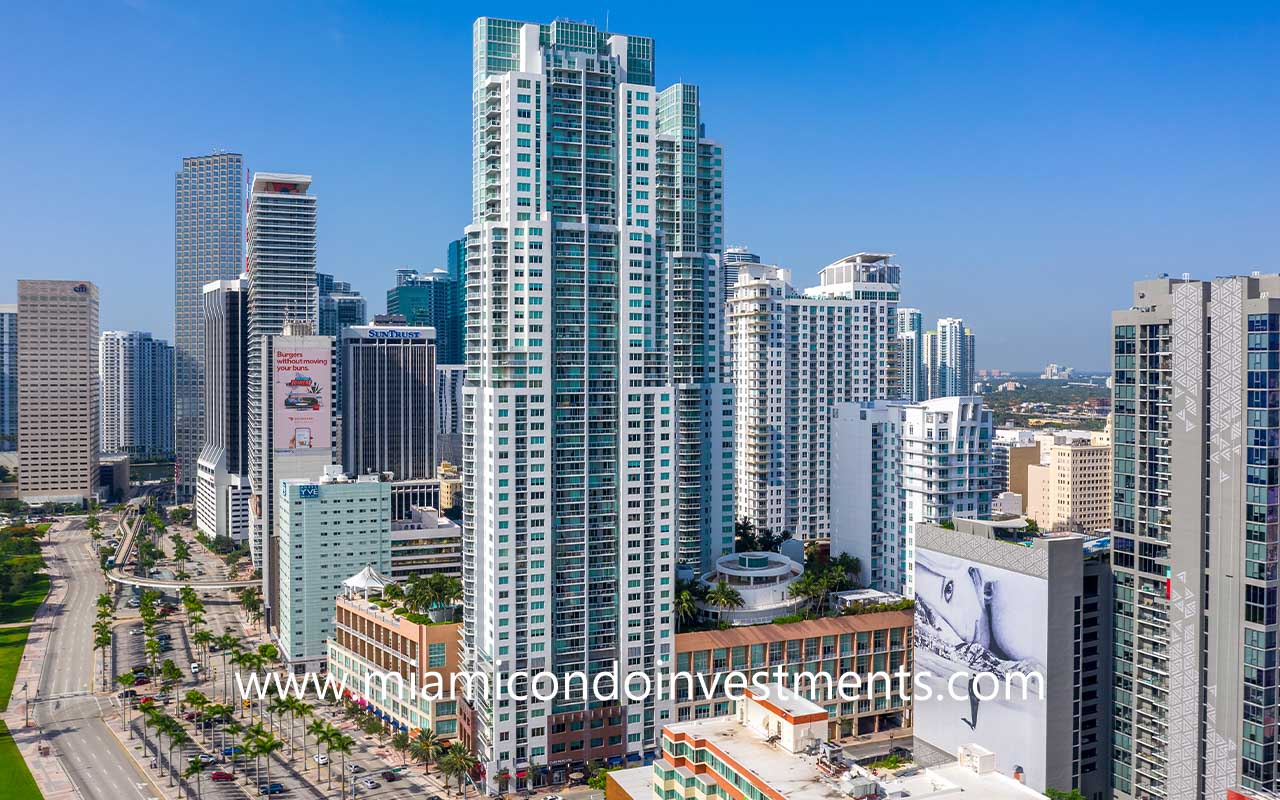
[[2, 3, 1277, 368]]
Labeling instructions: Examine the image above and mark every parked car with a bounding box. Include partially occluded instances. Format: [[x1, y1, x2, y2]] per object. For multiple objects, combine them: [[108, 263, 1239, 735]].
[[182, 712, 197, 721], [312, 754, 329, 765], [222, 746, 245, 756], [210, 771, 234, 782], [197, 754, 217, 764], [359, 779, 378, 790], [118, 689, 137, 699], [259, 784, 285, 795], [347, 764, 364, 774], [132, 676, 151, 686], [190, 663, 201, 673], [381, 770, 400, 782]]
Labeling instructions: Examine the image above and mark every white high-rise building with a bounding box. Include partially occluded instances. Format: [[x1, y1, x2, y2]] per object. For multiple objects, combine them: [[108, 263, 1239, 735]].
[[196, 278, 251, 542], [831, 395, 993, 595], [720, 246, 760, 304], [245, 173, 322, 625], [924, 317, 975, 398], [727, 253, 900, 541], [462, 16, 730, 777], [99, 331, 174, 459], [895, 307, 924, 401]]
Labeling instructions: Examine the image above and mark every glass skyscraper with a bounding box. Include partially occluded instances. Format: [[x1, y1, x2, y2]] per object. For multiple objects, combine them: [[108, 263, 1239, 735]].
[[174, 152, 244, 501], [386, 268, 464, 365], [460, 16, 727, 781]]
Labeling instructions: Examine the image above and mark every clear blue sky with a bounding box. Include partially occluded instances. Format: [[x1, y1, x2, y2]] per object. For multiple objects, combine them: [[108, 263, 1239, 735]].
[[2, 1, 1278, 371]]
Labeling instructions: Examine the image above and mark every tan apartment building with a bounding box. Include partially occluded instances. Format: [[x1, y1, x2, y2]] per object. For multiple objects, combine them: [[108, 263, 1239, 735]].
[[327, 574, 461, 740], [17, 280, 100, 505], [1025, 438, 1111, 532]]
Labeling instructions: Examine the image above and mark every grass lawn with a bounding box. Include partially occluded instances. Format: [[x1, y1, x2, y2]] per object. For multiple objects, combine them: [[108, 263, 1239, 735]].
[[0, 721, 42, 800], [0, 575, 49, 626], [0, 625, 32, 708]]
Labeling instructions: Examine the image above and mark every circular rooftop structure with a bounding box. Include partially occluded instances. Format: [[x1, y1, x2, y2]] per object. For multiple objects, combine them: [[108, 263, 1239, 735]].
[[696, 552, 807, 625]]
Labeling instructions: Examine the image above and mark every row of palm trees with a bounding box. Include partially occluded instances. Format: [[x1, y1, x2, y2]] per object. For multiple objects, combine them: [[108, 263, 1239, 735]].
[[674, 579, 745, 627], [382, 573, 464, 620], [337, 698, 479, 795]]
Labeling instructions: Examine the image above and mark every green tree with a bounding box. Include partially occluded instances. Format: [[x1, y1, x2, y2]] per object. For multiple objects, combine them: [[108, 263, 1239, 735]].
[[254, 732, 284, 792], [1044, 790, 1086, 800], [704, 580, 744, 623], [410, 728, 444, 776], [439, 746, 479, 796], [390, 729, 411, 766], [183, 755, 205, 800], [588, 766, 619, 790], [116, 672, 138, 737]]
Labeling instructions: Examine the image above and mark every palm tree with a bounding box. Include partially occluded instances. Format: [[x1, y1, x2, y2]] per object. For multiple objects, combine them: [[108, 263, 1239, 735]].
[[410, 728, 443, 777], [440, 746, 478, 797], [254, 732, 284, 792], [230, 651, 260, 717], [96, 592, 114, 615], [306, 718, 328, 773], [244, 722, 267, 785], [144, 636, 162, 676], [381, 582, 404, 604], [286, 697, 313, 761], [705, 580, 744, 623], [674, 588, 698, 627], [214, 632, 240, 700], [223, 719, 244, 769], [328, 734, 355, 800], [184, 690, 209, 722], [267, 696, 290, 735], [164, 721, 190, 787], [87, 513, 102, 537], [390, 729, 411, 767], [94, 621, 112, 691], [183, 755, 205, 800], [192, 630, 213, 669], [116, 673, 138, 735]]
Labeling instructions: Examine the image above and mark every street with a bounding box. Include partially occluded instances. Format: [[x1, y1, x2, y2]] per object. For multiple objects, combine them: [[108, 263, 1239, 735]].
[[33, 517, 167, 800]]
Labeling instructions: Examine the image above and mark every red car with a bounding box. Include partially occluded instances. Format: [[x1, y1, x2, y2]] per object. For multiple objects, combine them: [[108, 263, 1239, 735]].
[[133, 676, 151, 686], [211, 771, 234, 782]]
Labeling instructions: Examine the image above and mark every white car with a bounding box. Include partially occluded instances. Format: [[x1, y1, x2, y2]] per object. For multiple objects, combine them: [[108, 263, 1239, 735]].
[[312, 754, 329, 765], [197, 753, 217, 764], [359, 779, 378, 790], [347, 764, 364, 774], [191, 663, 201, 673]]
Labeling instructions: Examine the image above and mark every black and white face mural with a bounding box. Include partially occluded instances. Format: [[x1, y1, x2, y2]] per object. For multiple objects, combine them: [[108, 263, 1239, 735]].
[[914, 549, 1049, 789]]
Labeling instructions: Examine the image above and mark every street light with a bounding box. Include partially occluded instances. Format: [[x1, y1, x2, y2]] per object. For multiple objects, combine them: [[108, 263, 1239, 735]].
[[22, 682, 29, 727]]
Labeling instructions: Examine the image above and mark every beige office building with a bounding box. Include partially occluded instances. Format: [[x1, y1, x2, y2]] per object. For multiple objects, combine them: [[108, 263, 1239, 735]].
[[17, 280, 100, 505], [1025, 437, 1111, 532]]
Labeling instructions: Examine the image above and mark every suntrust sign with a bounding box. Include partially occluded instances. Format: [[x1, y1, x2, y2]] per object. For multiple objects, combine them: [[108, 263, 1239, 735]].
[[366, 329, 422, 340]]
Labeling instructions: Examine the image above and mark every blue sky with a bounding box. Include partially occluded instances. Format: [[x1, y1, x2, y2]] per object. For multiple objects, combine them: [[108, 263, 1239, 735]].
[[2, 1, 1277, 370]]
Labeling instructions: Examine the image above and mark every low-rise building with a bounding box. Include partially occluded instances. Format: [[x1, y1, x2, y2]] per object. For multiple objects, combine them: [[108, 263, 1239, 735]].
[[328, 569, 461, 741], [673, 610, 913, 739], [605, 686, 1043, 800]]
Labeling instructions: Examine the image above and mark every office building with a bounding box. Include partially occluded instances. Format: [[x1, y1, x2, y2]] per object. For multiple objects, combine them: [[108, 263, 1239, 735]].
[[329, 578, 462, 741], [720, 245, 760, 304], [17, 280, 100, 505], [174, 152, 244, 501], [277, 466, 392, 671], [992, 428, 1039, 496], [390, 505, 463, 582], [447, 237, 467, 343], [0, 304, 17, 451], [913, 518, 1112, 798], [341, 323, 436, 481], [727, 254, 900, 541], [1025, 435, 1111, 532], [896, 306, 925, 401], [245, 172, 320, 615], [436, 364, 465, 466], [318, 273, 368, 337], [99, 331, 174, 459], [924, 317, 976, 398], [1110, 275, 1280, 797], [196, 278, 251, 542], [830, 396, 993, 595], [462, 17, 730, 778], [387, 268, 463, 365]]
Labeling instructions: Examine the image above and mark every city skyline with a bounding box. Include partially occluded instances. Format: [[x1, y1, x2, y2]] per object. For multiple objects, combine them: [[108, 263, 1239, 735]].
[[5, 3, 1279, 369]]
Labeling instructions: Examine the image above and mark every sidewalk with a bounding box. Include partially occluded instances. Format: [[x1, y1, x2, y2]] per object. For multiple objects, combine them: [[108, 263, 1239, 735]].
[[1, 521, 80, 800]]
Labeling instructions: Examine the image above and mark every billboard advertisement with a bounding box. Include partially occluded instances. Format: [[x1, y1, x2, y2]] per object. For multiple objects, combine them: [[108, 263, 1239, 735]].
[[914, 548, 1048, 789], [273, 343, 331, 454]]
